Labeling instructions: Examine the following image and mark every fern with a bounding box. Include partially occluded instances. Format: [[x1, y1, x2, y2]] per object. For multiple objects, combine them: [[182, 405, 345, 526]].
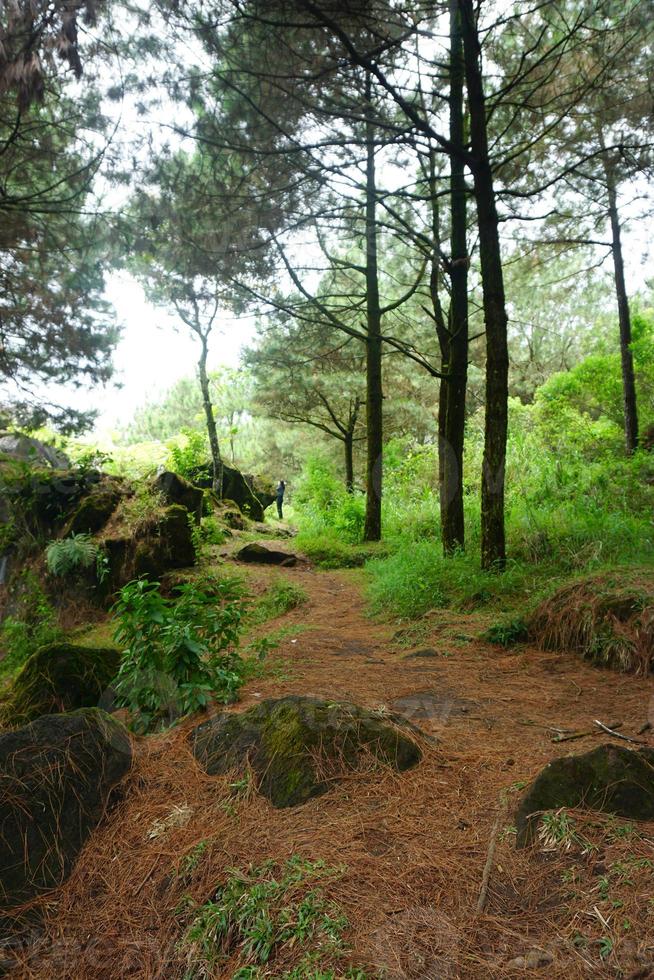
[[46, 533, 99, 577]]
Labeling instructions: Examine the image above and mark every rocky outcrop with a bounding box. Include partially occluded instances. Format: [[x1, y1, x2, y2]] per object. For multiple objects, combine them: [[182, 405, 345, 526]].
[[189, 463, 276, 522], [191, 695, 421, 808], [60, 480, 124, 536], [0, 643, 121, 728], [153, 471, 204, 525], [0, 433, 69, 469], [515, 743, 654, 847], [103, 504, 196, 592], [0, 709, 131, 908]]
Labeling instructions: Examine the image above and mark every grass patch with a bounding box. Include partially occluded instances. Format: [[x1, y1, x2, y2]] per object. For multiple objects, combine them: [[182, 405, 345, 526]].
[[296, 532, 387, 569], [366, 542, 535, 620], [178, 855, 364, 979], [249, 577, 309, 625], [528, 568, 654, 673]]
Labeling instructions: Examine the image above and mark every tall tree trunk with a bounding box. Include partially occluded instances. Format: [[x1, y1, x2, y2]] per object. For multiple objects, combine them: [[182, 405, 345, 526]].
[[198, 337, 223, 497], [460, 0, 509, 570], [438, 0, 469, 556], [344, 431, 354, 492], [363, 73, 383, 542], [604, 158, 639, 453]]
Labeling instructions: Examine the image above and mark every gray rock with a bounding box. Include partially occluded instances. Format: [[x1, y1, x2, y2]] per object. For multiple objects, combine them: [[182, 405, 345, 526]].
[[191, 695, 421, 808], [235, 542, 297, 566], [516, 743, 654, 847], [0, 709, 131, 908]]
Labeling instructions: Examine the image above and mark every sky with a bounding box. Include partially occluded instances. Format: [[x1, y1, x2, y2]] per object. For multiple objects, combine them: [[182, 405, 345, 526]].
[[92, 273, 256, 434]]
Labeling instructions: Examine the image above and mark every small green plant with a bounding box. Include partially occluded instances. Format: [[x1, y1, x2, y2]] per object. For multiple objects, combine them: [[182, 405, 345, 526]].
[[111, 574, 246, 732], [485, 618, 529, 647], [537, 809, 595, 854], [0, 571, 64, 679], [179, 841, 209, 878], [179, 856, 354, 979], [46, 533, 99, 577]]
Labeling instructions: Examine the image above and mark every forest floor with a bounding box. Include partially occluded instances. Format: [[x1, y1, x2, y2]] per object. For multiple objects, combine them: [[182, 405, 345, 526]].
[[9, 532, 654, 980]]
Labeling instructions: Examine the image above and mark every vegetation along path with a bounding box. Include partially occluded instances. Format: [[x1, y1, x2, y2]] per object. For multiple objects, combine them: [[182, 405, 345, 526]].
[[9, 534, 654, 980]]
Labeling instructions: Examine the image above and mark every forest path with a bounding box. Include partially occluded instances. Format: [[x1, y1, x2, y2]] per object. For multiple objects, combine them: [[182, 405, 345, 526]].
[[14, 543, 654, 980]]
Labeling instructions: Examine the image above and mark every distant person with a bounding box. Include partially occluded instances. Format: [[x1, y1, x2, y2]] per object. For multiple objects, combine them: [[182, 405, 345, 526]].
[[275, 480, 286, 519]]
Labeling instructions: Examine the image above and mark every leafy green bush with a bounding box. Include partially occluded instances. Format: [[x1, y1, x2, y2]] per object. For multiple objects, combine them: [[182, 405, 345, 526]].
[[45, 533, 99, 577], [167, 428, 209, 481], [0, 572, 64, 679], [111, 574, 247, 732], [179, 856, 362, 979]]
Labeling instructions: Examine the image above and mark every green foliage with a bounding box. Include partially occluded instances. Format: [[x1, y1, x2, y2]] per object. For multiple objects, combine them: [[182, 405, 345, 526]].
[[294, 456, 365, 543], [485, 618, 530, 647], [111, 574, 247, 733], [45, 533, 99, 578], [250, 577, 309, 625], [167, 429, 209, 481], [0, 572, 64, 680], [179, 856, 359, 979]]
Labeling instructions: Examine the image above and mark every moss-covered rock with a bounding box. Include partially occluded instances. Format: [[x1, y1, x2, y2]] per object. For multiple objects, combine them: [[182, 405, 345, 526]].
[[0, 708, 131, 908], [1, 643, 121, 727], [515, 743, 654, 847], [235, 542, 297, 566], [153, 471, 203, 525], [103, 503, 196, 591], [60, 481, 123, 536], [191, 695, 421, 808]]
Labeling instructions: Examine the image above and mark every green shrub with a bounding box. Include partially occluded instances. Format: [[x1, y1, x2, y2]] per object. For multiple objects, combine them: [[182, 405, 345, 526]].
[[167, 429, 208, 481], [179, 856, 360, 979], [485, 618, 529, 647], [45, 533, 100, 578], [0, 572, 64, 679], [111, 574, 247, 732]]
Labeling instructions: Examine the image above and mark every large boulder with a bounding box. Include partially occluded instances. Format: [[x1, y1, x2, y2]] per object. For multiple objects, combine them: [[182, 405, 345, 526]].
[[103, 504, 196, 592], [60, 479, 123, 536], [0, 432, 69, 469], [515, 743, 654, 847], [235, 542, 297, 566], [153, 471, 203, 525], [191, 695, 421, 808], [0, 708, 131, 908], [0, 643, 121, 728]]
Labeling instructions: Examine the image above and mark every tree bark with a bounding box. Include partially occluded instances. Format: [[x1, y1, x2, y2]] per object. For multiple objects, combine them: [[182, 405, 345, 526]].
[[198, 336, 223, 497], [460, 0, 509, 570], [438, 0, 469, 556], [604, 158, 639, 453], [363, 73, 383, 542], [344, 431, 355, 492]]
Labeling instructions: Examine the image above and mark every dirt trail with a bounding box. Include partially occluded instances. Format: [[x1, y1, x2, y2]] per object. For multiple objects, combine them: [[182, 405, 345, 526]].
[[9, 550, 654, 980]]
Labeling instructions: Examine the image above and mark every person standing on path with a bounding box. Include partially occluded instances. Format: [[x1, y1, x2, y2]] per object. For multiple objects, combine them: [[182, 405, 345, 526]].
[[275, 480, 286, 520]]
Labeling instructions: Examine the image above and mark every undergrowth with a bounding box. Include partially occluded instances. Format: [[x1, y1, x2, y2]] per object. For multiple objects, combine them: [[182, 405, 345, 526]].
[[249, 577, 308, 625], [0, 571, 64, 681], [111, 573, 248, 732], [178, 856, 364, 979]]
